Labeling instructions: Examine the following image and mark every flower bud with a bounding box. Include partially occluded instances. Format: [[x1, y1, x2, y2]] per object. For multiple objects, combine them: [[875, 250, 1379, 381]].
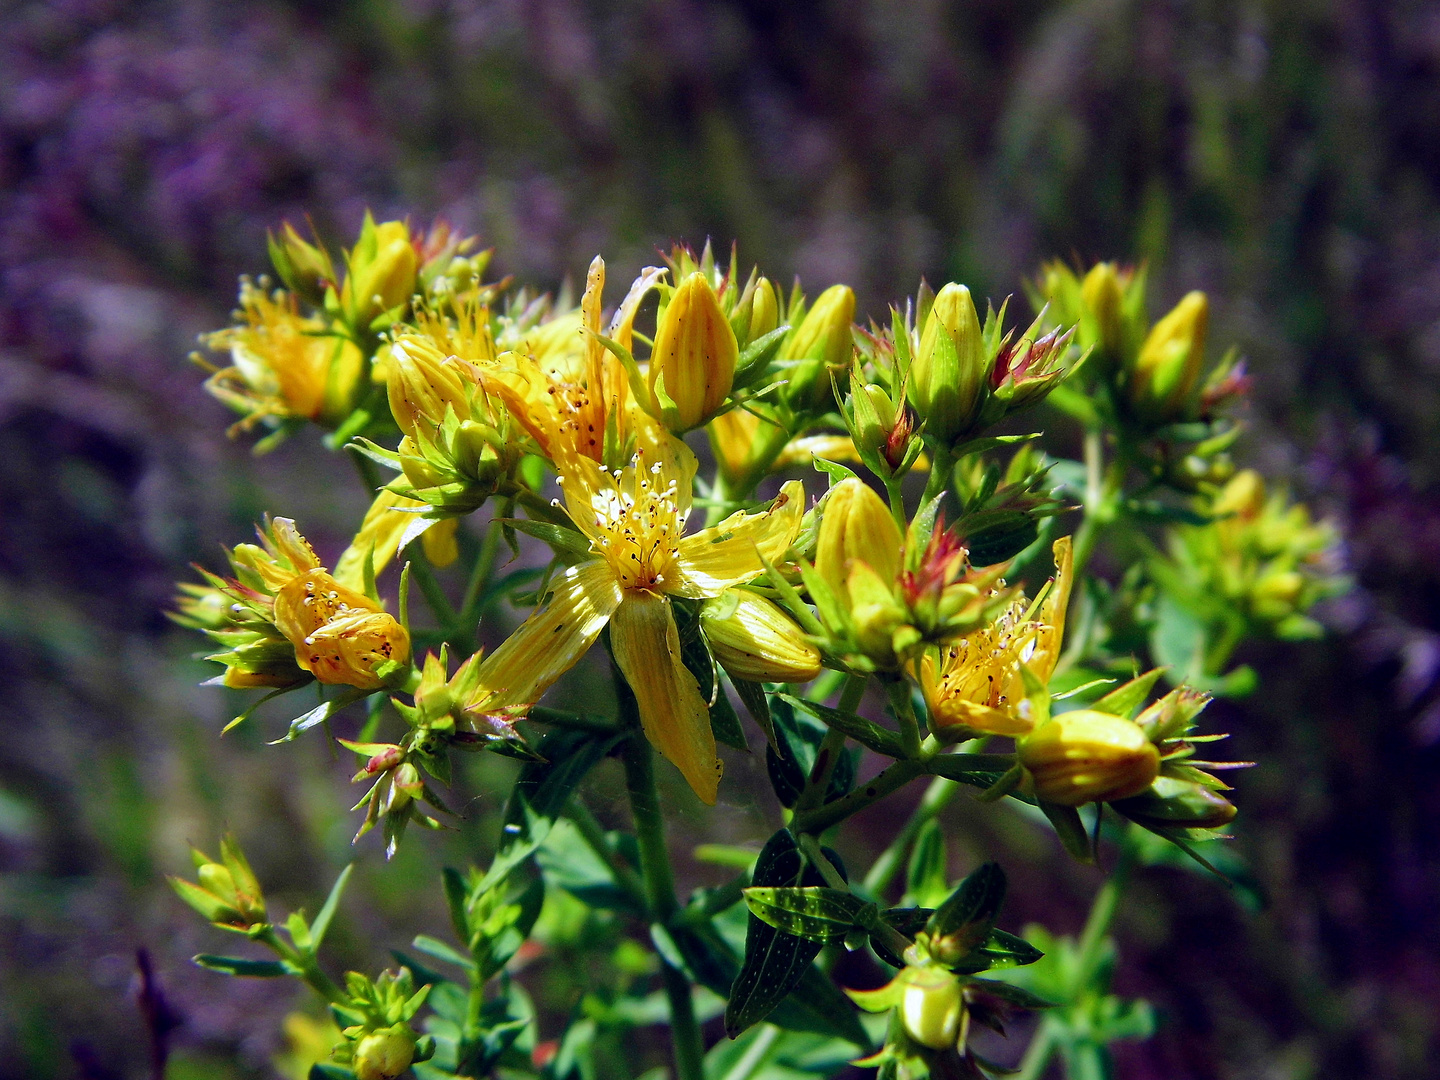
[[649, 272, 738, 431], [1113, 775, 1237, 829], [169, 835, 268, 930], [1129, 291, 1208, 421], [353, 1025, 416, 1080], [748, 277, 780, 340], [702, 593, 821, 683], [1079, 261, 1123, 356], [815, 478, 902, 605], [268, 222, 334, 305], [387, 336, 473, 440], [784, 284, 855, 411], [908, 283, 988, 445], [345, 221, 419, 328], [1212, 468, 1265, 520], [1019, 710, 1160, 807], [900, 967, 965, 1051]]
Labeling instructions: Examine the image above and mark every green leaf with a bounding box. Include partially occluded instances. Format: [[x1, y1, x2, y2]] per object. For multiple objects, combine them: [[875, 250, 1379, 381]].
[[1039, 800, 1094, 863], [734, 325, 792, 388], [743, 887, 869, 943], [811, 457, 860, 485], [310, 864, 353, 952], [308, 1064, 356, 1080], [733, 679, 777, 749], [725, 829, 825, 1038], [710, 679, 749, 752], [965, 977, 1055, 1010], [778, 694, 906, 759], [869, 908, 932, 969], [497, 518, 592, 559], [193, 954, 293, 978], [974, 928, 1045, 969], [481, 728, 623, 890], [442, 867, 469, 945], [905, 819, 949, 909], [269, 687, 371, 744], [412, 934, 478, 972], [928, 862, 1006, 944], [1091, 669, 1165, 719]]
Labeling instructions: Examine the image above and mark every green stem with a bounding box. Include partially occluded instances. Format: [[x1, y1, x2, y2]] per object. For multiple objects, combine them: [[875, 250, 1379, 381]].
[[921, 443, 955, 507], [792, 758, 926, 835], [1075, 840, 1136, 988], [885, 677, 923, 759], [566, 798, 648, 909], [259, 927, 346, 1005], [861, 774, 959, 898], [407, 549, 457, 629], [793, 675, 867, 815], [616, 675, 704, 1080], [1013, 1016, 1059, 1080], [1070, 428, 1122, 579], [455, 515, 504, 651]]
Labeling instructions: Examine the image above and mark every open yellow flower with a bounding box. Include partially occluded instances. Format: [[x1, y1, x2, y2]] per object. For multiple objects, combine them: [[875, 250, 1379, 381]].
[[917, 536, 1072, 738], [484, 256, 666, 468], [466, 434, 804, 803]]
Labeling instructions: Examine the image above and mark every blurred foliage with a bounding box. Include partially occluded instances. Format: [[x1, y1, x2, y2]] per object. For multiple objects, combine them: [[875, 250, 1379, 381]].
[[2, 0, 1440, 1078]]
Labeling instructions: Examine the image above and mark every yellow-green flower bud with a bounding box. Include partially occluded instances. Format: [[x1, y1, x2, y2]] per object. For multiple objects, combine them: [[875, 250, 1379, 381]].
[[345, 221, 418, 328], [784, 284, 855, 411], [1019, 710, 1160, 807], [649, 272, 738, 431], [353, 1025, 416, 1080], [1080, 262, 1123, 356], [268, 221, 334, 305], [1129, 291, 1208, 421], [900, 967, 965, 1051], [702, 593, 821, 683], [815, 478, 902, 605], [387, 336, 473, 440], [749, 277, 780, 341], [1213, 468, 1265, 520], [908, 283, 988, 445]]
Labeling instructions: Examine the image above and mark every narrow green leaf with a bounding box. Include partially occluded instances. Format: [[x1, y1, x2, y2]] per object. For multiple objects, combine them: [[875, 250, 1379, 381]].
[[733, 680, 777, 749], [925, 754, 1019, 789], [905, 819, 950, 909], [1091, 669, 1165, 719], [965, 977, 1055, 1010], [1039, 800, 1095, 863], [412, 934, 478, 972], [310, 864, 352, 952], [778, 694, 906, 759], [193, 954, 293, 978], [929, 862, 1006, 948]]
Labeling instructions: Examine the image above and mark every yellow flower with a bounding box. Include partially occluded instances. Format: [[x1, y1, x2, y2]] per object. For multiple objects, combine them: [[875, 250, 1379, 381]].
[[701, 591, 821, 683], [1128, 290, 1208, 421], [918, 537, 1072, 738], [814, 478, 903, 606], [255, 519, 411, 690], [200, 278, 364, 433], [483, 256, 665, 469], [465, 434, 804, 803]]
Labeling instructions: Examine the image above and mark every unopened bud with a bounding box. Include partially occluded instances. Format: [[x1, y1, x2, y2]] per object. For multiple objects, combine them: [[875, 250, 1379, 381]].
[[784, 284, 855, 411], [900, 967, 965, 1051], [1080, 262, 1123, 356], [909, 283, 988, 445], [1129, 291, 1208, 421], [649, 272, 738, 431], [748, 277, 780, 340], [268, 222, 333, 305], [388, 336, 473, 439], [1019, 710, 1160, 807], [346, 221, 418, 327], [1213, 468, 1265, 520], [702, 593, 821, 683], [353, 1026, 416, 1080], [815, 478, 902, 605]]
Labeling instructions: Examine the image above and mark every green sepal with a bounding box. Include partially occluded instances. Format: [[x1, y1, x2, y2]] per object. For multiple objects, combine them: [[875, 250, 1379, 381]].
[[928, 861, 1006, 944]]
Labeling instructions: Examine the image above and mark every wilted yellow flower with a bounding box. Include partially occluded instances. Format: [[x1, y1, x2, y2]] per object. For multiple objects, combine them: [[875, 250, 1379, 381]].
[[701, 591, 821, 683], [649, 271, 738, 432], [463, 434, 803, 803], [200, 279, 364, 434], [1018, 710, 1160, 807], [918, 537, 1072, 738]]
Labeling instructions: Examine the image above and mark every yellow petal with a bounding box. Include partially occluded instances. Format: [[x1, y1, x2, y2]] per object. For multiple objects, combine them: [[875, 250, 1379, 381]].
[[1026, 536, 1073, 684], [467, 560, 622, 711], [422, 518, 459, 568], [333, 489, 431, 590], [671, 480, 804, 598], [610, 591, 720, 805]]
